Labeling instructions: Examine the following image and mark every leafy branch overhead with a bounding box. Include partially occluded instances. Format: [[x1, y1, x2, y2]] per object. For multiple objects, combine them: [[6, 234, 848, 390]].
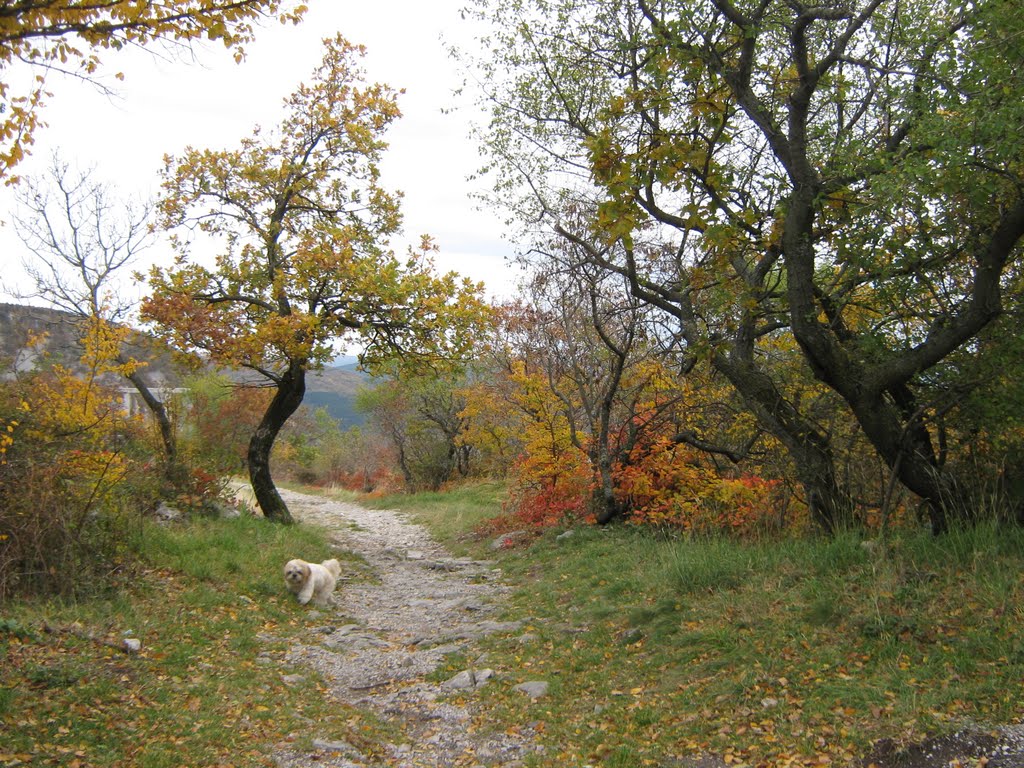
[[0, 0, 308, 179]]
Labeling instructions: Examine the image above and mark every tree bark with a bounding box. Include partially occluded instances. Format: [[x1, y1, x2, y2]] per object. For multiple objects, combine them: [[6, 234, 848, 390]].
[[593, 454, 622, 524], [782, 184, 1024, 532], [247, 362, 307, 524], [716, 352, 851, 534], [120, 362, 180, 482]]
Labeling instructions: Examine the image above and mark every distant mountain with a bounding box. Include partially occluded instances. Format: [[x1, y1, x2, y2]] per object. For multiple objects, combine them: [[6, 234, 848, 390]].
[[0, 302, 372, 426], [328, 354, 361, 370], [304, 391, 364, 427], [306, 364, 367, 396], [303, 364, 371, 427]]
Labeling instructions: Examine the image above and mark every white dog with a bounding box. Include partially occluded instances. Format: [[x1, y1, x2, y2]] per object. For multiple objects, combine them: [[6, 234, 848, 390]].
[[283, 558, 341, 606]]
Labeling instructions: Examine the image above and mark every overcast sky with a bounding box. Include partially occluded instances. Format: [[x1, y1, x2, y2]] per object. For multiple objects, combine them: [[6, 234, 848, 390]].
[[0, 1, 524, 307]]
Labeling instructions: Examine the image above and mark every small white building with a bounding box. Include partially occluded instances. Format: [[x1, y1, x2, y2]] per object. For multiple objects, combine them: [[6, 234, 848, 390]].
[[117, 387, 190, 417]]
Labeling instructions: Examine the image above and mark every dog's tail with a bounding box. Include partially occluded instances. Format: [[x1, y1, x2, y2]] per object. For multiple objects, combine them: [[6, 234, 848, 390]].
[[322, 558, 341, 578]]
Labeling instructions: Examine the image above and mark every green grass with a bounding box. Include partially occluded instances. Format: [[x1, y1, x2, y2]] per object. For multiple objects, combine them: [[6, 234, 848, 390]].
[[327, 483, 1024, 766], [0, 513, 387, 768]]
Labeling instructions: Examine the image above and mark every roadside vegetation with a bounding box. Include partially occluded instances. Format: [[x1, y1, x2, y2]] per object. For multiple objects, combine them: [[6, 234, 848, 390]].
[[2, 478, 1023, 766]]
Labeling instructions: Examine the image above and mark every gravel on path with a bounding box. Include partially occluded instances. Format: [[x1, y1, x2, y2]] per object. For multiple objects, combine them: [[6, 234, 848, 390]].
[[262, 487, 542, 768]]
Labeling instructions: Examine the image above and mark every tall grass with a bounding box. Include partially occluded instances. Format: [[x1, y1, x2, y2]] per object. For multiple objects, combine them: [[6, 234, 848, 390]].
[[138, 512, 346, 591]]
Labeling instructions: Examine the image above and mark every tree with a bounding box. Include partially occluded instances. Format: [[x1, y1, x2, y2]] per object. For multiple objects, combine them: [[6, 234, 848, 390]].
[[466, 0, 1024, 532], [314, 422, 398, 493], [554, 209, 854, 531], [0, 0, 306, 180], [0, 324, 160, 598], [142, 36, 487, 523], [513, 248, 659, 523], [463, 0, 856, 532], [356, 371, 473, 492], [13, 154, 182, 480], [409, 375, 474, 485], [490, 255, 780, 530], [636, 0, 1024, 532]]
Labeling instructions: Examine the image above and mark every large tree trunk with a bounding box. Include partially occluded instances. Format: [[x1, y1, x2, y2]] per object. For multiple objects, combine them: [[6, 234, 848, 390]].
[[247, 362, 307, 524], [782, 183, 1024, 532], [592, 315, 630, 525], [846, 387, 963, 534]]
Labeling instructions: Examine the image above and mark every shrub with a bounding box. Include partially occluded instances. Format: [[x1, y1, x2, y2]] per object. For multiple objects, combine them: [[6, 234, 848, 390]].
[[616, 437, 801, 537], [0, 371, 162, 600], [494, 458, 593, 532]]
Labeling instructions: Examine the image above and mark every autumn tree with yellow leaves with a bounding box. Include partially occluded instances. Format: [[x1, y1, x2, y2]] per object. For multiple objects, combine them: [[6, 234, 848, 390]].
[[11, 155, 188, 483], [0, 0, 307, 179], [142, 36, 488, 523], [0, 319, 159, 598]]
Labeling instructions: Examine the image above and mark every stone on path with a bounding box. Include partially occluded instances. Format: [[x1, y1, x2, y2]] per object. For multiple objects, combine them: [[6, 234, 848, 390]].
[[442, 668, 496, 690]]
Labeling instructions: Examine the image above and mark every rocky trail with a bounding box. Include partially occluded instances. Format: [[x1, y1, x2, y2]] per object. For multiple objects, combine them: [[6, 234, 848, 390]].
[[263, 488, 543, 768]]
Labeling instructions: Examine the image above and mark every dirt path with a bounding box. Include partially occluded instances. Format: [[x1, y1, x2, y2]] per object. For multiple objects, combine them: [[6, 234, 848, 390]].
[[263, 487, 542, 768]]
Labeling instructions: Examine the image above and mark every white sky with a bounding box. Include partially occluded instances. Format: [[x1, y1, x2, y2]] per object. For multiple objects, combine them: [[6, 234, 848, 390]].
[[0, 0, 525, 308]]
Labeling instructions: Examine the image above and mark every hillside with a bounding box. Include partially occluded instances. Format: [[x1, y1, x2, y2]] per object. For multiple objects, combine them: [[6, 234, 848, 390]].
[[0, 302, 186, 388], [0, 302, 369, 426], [301, 364, 370, 427]]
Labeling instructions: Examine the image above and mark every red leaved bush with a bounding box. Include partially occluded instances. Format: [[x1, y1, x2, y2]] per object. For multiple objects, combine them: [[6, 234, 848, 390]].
[[481, 456, 594, 535], [615, 435, 801, 536]]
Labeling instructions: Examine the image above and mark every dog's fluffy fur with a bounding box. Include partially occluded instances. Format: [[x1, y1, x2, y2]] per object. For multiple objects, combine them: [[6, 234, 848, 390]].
[[283, 558, 341, 606]]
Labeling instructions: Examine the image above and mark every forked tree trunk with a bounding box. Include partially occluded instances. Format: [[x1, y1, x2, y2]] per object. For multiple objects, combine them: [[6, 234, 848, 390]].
[[247, 362, 307, 524], [847, 389, 962, 534], [717, 354, 853, 534], [782, 187, 1024, 533]]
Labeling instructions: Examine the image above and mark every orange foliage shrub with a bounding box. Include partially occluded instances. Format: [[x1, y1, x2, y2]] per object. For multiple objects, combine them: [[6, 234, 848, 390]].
[[616, 436, 800, 537], [497, 459, 594, 532], [491, 388, 804, 537], [326, 461, 405, 496]]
